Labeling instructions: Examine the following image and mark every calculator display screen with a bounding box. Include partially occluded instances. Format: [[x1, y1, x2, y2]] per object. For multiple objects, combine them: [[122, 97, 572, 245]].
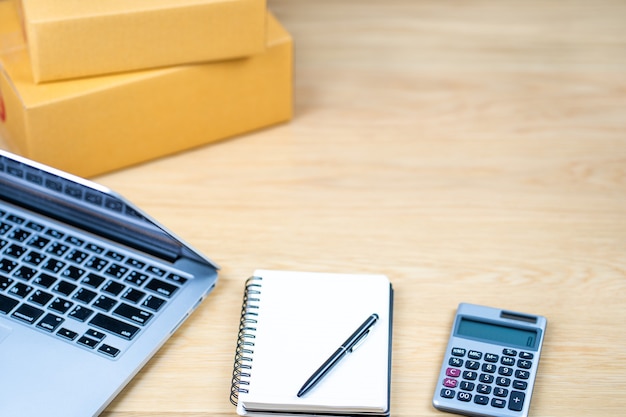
[[457, 317, 538, 349]]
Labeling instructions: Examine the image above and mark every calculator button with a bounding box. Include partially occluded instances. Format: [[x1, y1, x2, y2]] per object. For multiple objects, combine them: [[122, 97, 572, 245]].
[[451, 347, 466, 357], [462, 371, 478, 380], [477, 384, 492, 394], [440, 388, 455, 399], [496, 377, 511, 387], [508, 391, 526, 411], [468, 350, 482, 360], [519, 351, 534, 359], [499, 366, 514, 376], [517, 359, 532, 369], [501, 356, 516, 366], [480, 374, 494, 383], [503, 348, 517, 356], [515, 370, 530, 380], [449, 357, 463, 367], [491, 398, 506, 408], [446, 368, 461, 377], [494, 387, 509, 397], [484, 353, 499, 362], [444, 378, 458, 388], [465, 360, 480, 370], [460, 381, 475, 391], [474, 395, 489, 405], [482, 363, 497, 373], [457, 392, 472, 402], [513, 380, 528, 390]]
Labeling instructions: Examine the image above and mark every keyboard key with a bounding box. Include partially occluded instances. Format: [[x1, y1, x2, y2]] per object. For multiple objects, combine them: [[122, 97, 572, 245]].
[[73, 288, 98, 304], [105, 264, 128, 279], [49, 297, 73, 314], [85, 243, 104, 254], [61, 266, 86, 281], [33, 273, 57, 288], [29, 290, 54, 306], [85, 256, 108, 271], [5, 244, 26, 258], [102, 280, 125, 296], [98, 344, 121, 358], [23, 250, 45, 266], [9, 282, 33, 298], [46, 242, 69, 256], [53, 280, 77, 297], [65, 235, 84, 247], [145, 278, 178, 298], [6, 214, 24, 224], [77, 336, 99, 349], [93, 295, 117, 312], [105, 250, 124, 262], [90, 313, 140, 340], [142, 295, 166, 311], [125, 258, 145, 269], [65, 249, 88, 264], [0, 293, 19, 314], [81, 273, 106, 289], [125, 271, 149, 286], [113, 303, 153, 326], [13, 266, 37, 281], [86, 329, 106, 340], [57, 327, 78, 341], [27, 236, 50, 249], [167, 273, 188, 285], [0, 275, 13, 290], [0, 222, 11, 235], [37, 313, 64, 332], [69, 305, 94, 322], [122, 288, 146, 304], [0, 258, 17, 273], [25, 221, 45, 232], [45, 228, 64, 239], [12, 304, 44, 324], [146, 265, 166, 276], [8, 228, 31, 242], [42, 258, 66, 273]]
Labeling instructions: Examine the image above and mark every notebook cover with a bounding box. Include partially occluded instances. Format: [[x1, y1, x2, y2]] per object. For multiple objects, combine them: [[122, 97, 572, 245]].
[[231, 270, 393, 417]]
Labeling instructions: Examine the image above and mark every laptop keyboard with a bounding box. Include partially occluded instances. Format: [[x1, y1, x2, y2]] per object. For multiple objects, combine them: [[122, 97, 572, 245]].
[[0, 203, 189, 359]]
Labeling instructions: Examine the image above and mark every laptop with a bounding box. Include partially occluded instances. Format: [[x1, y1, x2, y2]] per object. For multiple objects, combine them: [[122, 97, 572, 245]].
[[0, 149, 219, 416]]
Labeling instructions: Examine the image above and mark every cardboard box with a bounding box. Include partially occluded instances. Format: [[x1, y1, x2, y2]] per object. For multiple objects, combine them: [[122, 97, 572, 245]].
[[15, 0, 267, 82], [0, 2, 292, 177]]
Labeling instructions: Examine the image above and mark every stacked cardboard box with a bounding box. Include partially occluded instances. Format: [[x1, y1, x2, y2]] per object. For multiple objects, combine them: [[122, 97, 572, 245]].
[[0, 0, 292, 176]]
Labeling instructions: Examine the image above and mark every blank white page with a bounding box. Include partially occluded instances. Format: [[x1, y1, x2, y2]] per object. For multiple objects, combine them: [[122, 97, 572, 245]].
[[237, 270, 392, 416]]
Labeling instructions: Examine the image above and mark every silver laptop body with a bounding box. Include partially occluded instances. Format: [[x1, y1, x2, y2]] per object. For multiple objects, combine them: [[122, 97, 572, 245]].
[[0, 149, 219, 416]]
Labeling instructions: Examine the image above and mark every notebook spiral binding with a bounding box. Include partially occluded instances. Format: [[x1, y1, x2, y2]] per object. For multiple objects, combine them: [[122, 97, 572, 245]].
[[230, 276, 263, 406]]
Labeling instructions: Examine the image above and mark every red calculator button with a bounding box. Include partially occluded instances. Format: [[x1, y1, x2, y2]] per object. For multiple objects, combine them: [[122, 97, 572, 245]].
[[443, 378, 458, 388]]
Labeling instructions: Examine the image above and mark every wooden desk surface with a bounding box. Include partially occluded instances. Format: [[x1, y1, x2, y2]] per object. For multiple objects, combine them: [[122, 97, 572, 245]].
[[4, 0, 626, 416]]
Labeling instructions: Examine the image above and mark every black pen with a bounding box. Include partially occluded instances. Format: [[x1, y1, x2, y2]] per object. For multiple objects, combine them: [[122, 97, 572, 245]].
[[297, 313, 379, 397]]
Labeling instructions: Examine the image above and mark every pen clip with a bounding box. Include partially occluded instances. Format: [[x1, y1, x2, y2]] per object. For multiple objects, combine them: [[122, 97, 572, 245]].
[[348, 329, 370, 353]]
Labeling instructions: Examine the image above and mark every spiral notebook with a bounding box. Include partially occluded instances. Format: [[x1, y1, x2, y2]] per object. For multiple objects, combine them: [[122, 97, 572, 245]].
[[230, 270, 394, 417]]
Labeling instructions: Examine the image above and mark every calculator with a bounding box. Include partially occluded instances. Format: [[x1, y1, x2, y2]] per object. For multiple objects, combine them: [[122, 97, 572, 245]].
[[433, 303, 547, 417]]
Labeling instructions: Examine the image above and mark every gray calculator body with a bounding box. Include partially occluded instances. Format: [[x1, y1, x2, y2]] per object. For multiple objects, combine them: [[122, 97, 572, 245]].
[[433, 303, 547, 417]]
